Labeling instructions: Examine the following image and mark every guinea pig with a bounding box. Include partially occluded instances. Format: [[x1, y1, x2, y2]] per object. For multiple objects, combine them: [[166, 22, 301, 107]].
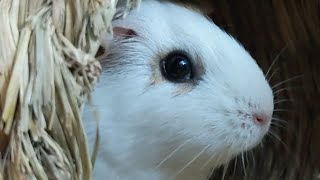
[[82, 0, 274, 179]]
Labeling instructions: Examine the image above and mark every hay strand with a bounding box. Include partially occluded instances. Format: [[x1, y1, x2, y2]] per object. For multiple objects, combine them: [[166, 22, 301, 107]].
[[0, 0, 140, 179]]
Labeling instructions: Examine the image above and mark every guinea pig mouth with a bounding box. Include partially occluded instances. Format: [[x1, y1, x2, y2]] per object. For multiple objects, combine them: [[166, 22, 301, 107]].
[[227, 115, 271, 151], [247, 125, 270, 148]]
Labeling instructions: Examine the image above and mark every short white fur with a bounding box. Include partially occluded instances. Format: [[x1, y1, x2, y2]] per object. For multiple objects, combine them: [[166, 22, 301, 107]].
[[83, 1, 274, 180]]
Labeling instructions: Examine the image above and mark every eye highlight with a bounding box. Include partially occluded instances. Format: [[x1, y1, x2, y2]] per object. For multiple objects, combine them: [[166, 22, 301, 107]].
[[160, 51, 194, 83]]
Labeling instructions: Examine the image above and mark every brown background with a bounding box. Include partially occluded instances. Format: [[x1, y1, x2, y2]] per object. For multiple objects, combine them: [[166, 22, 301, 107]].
[[175, 0, 320, 179]]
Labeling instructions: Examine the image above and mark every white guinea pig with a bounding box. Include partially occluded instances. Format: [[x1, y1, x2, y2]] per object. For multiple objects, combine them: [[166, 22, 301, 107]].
[[82, 0, 274, 180]]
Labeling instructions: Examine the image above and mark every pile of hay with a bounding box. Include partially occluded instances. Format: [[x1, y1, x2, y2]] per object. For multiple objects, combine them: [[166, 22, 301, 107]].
[[0, 0, 140, 179]]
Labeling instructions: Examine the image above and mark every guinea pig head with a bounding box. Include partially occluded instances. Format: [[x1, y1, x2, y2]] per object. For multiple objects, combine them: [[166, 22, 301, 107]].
[[96, 0, 274, 170]]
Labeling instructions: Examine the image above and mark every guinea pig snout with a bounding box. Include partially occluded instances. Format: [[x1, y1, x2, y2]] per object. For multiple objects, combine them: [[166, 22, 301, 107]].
[[252, 112, 271, 126], [235, 98, 273, 132]]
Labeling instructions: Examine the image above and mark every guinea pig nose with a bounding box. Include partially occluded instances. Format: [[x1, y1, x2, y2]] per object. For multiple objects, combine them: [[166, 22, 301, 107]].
[[252, 113, 269, 126]]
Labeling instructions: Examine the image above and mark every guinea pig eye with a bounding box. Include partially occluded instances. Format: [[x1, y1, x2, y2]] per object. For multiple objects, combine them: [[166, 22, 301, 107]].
[[160, 52, 193, 82]]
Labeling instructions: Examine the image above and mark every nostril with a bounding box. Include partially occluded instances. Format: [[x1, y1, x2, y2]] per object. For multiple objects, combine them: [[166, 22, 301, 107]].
[[253, 113, 269, 125], [256, 117, 264, 123]]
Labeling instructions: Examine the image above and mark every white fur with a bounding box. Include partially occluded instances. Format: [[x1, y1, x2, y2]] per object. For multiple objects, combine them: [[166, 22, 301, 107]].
[[83, 1, 274, 180]]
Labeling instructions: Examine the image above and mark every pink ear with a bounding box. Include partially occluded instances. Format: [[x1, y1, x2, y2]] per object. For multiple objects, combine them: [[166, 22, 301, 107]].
[[113, 27, 137, 38], [95, 27, 137, 58]]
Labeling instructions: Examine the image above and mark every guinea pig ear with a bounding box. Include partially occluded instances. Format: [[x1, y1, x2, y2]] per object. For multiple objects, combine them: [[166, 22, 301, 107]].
[[95, 27, 137, 58], [113, 27, 137, 39]]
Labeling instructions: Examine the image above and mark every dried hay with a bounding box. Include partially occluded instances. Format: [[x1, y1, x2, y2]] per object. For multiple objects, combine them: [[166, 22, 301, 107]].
[[0, 0, 140, 179]]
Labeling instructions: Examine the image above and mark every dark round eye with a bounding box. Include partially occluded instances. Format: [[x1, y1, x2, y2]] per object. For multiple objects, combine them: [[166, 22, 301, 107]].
[[160, 52, 193, 82]]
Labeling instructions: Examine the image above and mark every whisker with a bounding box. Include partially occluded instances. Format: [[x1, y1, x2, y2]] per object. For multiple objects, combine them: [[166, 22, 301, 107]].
[[272, 117, 288, 124], [175, 145, 210, 177], [272, 74, 303, 90], [273, 87, 295, 95], [265, 45, 288, 78], [245, 151, 249, 166], [220, 144, 235, 179], [241, 152, 246, 176], [266, 133, 274, 141], [273, 109, 290, 112], [222, 162, 229, 180], [233, 156, 238, 176], [271, 122, 287, 129], [200, 153, 215, 170], [266, 61, 278, 79], [249, 150, 256, 167], [271, 117, 289, 130], [274, 99, 294, 105], [244, 141, 249, 168], [268, 67, 280, 82], [156, 139, 190, 168], [208, 168, 216, 180], [201, 140, 232, 170], [268, 130, 289, 150]]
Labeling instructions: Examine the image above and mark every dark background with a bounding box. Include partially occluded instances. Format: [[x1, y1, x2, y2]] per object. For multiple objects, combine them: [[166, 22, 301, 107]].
[[175, 0, 320, 179]]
